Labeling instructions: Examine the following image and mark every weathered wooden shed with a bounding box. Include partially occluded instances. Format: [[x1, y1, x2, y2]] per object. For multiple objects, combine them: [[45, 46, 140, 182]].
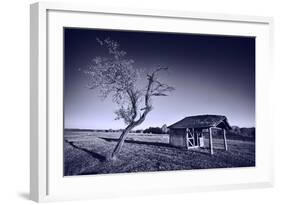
[[168, 115, 231, 155]]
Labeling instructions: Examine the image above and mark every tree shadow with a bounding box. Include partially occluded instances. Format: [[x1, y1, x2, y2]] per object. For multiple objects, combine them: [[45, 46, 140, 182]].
[[65, 140, 106, 162], [100, 137, 174, 148]]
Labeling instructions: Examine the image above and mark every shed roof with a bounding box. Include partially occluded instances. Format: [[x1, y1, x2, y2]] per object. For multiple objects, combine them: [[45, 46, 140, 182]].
[[168, 115, 231, 130]]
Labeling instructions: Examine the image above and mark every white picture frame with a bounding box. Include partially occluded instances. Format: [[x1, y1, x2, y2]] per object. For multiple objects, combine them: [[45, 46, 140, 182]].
[[30, 2, 274, 202]]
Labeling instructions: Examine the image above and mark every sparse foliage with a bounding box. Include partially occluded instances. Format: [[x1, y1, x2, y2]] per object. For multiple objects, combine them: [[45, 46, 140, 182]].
[[84, 38, 175, 159]]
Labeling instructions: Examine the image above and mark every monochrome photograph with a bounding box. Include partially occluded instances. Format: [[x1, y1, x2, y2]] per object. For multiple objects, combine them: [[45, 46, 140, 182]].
[[63, 28, 256, 176]]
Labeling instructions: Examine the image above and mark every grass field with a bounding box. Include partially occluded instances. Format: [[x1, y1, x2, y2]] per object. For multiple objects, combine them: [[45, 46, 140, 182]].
[[64, 130, 255, 176]]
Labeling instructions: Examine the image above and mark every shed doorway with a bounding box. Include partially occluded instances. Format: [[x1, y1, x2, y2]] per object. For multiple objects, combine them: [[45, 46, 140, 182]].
[[186, 129, 199, 148]]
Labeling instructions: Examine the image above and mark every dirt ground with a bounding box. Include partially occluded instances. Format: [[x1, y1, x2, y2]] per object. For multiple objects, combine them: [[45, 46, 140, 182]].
[[64, 131, 255, 176]]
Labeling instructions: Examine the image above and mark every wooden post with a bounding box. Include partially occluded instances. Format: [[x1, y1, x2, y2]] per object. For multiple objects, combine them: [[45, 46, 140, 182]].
[[223, 129, 228, 151], [192, 128, 195, 147], [196, 131, 199, 146], [209, 127, 214, 155], [186, 129, 189, 149]]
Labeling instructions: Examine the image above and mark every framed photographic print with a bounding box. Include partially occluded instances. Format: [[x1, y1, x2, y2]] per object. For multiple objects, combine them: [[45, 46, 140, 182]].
[[30, 2, 274, 202]]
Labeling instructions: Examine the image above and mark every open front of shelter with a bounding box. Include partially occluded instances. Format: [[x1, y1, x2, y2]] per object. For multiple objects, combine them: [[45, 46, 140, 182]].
[[168, 115, 231, 155]]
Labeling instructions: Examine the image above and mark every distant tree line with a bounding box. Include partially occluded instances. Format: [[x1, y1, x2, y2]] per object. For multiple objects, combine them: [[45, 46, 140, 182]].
[[142, 125, 169, 134], [66, 124, 170, 135], [143, 127, 163, 134], [230, 126, 255, 138]]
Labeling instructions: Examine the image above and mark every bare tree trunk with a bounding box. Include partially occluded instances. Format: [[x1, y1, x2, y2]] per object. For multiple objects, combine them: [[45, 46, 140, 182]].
[[110, 124, 135, 160], [110, 73, 156, 160], [110, 110, 149, 160]]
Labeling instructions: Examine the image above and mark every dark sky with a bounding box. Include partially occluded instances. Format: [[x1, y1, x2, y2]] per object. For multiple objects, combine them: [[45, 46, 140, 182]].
[[64, 28, 255, 129]]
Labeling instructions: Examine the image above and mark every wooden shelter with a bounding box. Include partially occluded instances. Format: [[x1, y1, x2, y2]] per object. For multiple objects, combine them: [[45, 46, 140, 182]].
[[168, 115, 231, 155]]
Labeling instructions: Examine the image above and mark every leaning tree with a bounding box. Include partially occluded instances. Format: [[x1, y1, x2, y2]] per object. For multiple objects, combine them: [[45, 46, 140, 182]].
[[84, 38, 174, 160]]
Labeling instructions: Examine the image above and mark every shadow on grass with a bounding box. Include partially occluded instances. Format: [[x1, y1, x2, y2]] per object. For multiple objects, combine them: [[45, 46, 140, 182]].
[[100, 137, 174, 148], [65, 140, 106, 162]]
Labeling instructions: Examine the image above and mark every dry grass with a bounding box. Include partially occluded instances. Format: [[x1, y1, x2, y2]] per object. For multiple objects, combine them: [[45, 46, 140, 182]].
[[64, 131, 255, 176]]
